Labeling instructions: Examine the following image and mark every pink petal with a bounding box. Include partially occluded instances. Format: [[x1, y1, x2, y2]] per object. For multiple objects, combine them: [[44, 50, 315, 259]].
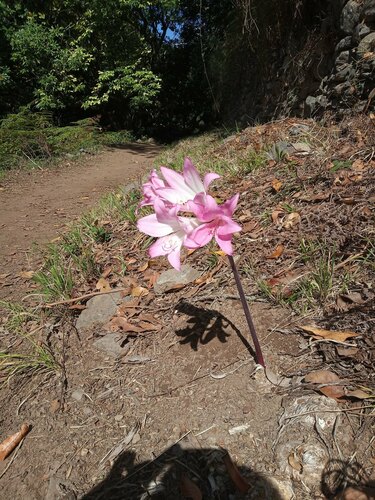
[[184, 222, 214, 249], [215, 232, 233, 254], [160, 166, 195, 200], [188, 194, 219, 222], [216, 217, 242, 235], [156, 187, 186, 205], [222, 193, 240, 216], [203, 172, 220, 191], [183, 158, 204, 193], [137, 214, 174, 237], [148, 233, 183, 258], [167, 248, 182, 270]]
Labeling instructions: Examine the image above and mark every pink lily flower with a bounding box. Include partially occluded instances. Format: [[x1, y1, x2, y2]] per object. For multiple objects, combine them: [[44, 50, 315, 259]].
[[138, 169, 166, 209], [137, 198, 200, 270], [184, 193, 242, 255], [156, 157, 220, 205]]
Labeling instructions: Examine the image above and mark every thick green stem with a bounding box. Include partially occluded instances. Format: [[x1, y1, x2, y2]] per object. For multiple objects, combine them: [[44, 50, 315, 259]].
[[228, 255, 265, 368]]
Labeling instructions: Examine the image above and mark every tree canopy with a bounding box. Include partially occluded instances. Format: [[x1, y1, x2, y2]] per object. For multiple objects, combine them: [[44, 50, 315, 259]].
[[0, 0, 234, 137]]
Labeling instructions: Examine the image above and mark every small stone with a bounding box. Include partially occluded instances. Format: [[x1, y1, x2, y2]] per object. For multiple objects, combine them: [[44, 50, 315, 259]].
[[154, 265, 201, 295], [291, 142, 311, 153], [353, 23, 371, 42], [228, 424, 250, 435], [340, 0, 361, 34], [288, 123, 310, 136], [335, 50, 350, 66], [358, 32, 375, 57], [132, 433, 141, 444], [363, 0, 375, 23], [242, 404, 252, 414], [114, 414, 123, 422], [335, 36, 353, 53], [76, 292, 123, 334], [83, 406, 93, 416], [71, 389, 85, 402], [93, 333, 129, 358]]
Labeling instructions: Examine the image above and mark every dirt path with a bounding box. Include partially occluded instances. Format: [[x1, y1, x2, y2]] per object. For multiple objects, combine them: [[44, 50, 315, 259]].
[[0, 144, 160, 300]]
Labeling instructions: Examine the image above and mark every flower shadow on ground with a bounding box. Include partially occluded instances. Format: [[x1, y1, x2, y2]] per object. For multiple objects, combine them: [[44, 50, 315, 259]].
[[174, 301, 256, 360], [81, 444, 283, 499], [321, 458, 375, 499]]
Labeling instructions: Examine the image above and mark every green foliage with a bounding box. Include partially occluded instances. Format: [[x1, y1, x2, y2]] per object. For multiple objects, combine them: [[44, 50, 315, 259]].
[[83, 66, 161, 113]]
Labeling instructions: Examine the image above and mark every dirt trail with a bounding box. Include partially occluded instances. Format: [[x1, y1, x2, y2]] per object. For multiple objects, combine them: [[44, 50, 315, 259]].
[[0, 144, 160, 300]]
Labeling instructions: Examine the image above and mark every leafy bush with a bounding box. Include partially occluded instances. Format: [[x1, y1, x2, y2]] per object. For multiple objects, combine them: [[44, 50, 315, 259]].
[[0, 109, 134, 171]]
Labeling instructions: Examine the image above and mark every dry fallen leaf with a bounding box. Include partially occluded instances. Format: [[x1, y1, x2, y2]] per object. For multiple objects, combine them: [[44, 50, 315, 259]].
[[304, 370, 340, 384], [109, 317, 144, 333], [351, 159, 365, 171], [266, 244, 284, 259], [298, 325, 359, 342], [68, 304, 86, 311], [19, 270, 34, 279], [138, 262, 149, 272], [319, 385, 345, 400], [242, 220, 259, 233], [272, 178, 283, 192], [131, 286, 149, 298], [180, 474, 202, 500], [272, 209, 284, 224], [288, 449, 303, 473], [101, 266, 112, 279], [0, 423, 30, 460], [336, 346, 358, 357], [96, 277, 111, 292], [223, 451, 250, 493], [293, 192, 330, 202], [283, 212, 301, 229], [346, 389, 375, 400]]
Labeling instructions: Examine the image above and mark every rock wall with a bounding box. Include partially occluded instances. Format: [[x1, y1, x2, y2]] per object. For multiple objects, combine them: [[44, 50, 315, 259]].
[[212, 0, 375, 124], [306, 0, 375, 117]]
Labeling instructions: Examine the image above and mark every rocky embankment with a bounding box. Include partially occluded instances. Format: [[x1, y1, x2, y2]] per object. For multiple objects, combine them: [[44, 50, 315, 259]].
[[307, 0, 375, 116]]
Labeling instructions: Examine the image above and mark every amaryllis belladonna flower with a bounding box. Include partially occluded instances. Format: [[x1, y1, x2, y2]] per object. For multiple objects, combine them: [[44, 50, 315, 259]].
[[137, 198, 199, 270]]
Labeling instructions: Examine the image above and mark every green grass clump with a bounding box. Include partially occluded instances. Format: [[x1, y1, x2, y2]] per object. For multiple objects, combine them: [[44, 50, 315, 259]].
[[0, 301, 58, 380]]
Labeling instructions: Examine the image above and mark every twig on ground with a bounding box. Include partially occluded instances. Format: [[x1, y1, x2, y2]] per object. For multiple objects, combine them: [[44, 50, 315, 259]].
[[38, 287, 131, 308]]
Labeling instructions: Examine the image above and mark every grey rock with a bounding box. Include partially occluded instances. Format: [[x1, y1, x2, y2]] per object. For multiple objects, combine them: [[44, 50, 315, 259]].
[[291, 142, 311, 153], [71, 388, 85, 402], [123, 181, 139, 196], [288, 123, 310, 136], [335, 50, 350, 66], [358, 32, 375, 56], [353, 23, 371, 43], [334, 81, 352, 94], [76, 292, 123, 334], [266, 141, 291, 160], [305, 95, 318, 113], [335, 36, 353, 53], [334, 63, 356, 81], [340, 0, 361, 34], [93, 333, 129, 358], [362, 0, 375, 23], [46, 475, 76, 500], [154, 265, 201, 295]]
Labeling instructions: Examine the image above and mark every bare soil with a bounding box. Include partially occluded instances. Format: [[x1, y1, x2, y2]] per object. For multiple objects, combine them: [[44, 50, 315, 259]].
[[0, 143, 160, 301], [0, 120, 374, 500]]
